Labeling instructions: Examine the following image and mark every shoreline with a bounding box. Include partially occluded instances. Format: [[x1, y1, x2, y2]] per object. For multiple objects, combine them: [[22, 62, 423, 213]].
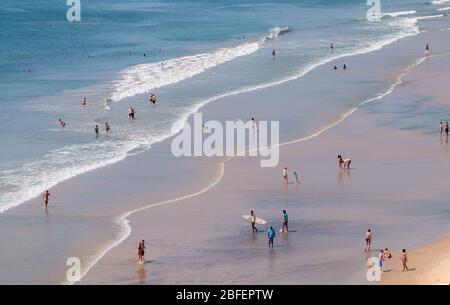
[[80, 17, 450, 284]]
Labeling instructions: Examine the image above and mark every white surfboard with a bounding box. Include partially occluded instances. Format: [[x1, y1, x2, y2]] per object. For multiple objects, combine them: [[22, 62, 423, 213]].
[[242, 214, 266, 225]]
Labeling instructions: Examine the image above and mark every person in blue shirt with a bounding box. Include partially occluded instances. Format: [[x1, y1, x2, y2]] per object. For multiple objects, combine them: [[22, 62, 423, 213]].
[[267, 226, 276, 248]]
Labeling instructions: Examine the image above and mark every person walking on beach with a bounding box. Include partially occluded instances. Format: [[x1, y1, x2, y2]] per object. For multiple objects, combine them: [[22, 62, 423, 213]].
[[282, 167, 288, 184], [445, 122, 449, 136], [137, 240, 146, 264], [42, 190, 50, 207], [268, 226, 276, 248], [250, 210, 258, 233], [338, 155, 351, 170], [282, 210, 289, 233], [293, 171, 300, 185], [378, 250, 385, 272], [400, 249, 409, 272], [364, 229, 372, 252]]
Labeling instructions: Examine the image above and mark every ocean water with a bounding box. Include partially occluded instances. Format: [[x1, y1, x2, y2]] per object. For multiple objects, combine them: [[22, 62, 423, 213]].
[[0, 0, 448, 213]]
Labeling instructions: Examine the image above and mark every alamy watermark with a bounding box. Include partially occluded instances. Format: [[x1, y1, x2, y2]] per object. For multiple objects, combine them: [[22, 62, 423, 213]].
[[66, 0, 81, 22], [366, 257, 382, 282], [171, 113, 279, 168], [66, 257, 81, 283]]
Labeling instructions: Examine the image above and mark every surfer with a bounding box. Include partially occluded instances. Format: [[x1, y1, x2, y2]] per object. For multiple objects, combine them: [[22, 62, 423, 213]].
[[42, 190, 50, 207], [105, 122, 110, 133], [282, 167, 288, 184], [95, 124, 99, 136], [364, 229, 372, 252], [250, 210, 258, 233], [400, 249, 409, 272], [338, 155, 351, 170], [282, 210, 288, 232], [81, 97, 87, 106], [58, 118, 66, 128], [268, 226, 276, 248]]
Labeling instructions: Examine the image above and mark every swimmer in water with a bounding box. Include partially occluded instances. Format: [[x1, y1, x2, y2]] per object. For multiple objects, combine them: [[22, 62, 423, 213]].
[[105, 122, 110, 133], [338, 155, 351, 170], [58, 118, 66, 128], [128, 107, 135, 120], [272, 49, 276, 57], [343, 64, 347, 71], [95, 124, 99, 136], [425, 43, 430, 55], [334, 65, 338, 70], [330, 43, 334, 53], [81, 97, 87, 106], [364, 229, 372, 252]]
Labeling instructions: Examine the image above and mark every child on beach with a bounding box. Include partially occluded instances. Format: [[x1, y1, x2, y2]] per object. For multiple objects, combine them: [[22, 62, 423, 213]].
[[400, 249, 409, 272], [268, 226, 276, 248], [364, 229, 372, 252], [293, 172, 300, 185], [378, 250, 385, 272], [282, 167, 288, 184], [137, 240, 146, 264]]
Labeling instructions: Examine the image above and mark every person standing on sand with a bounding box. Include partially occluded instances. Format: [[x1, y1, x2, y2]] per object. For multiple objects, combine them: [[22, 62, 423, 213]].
[[400, 249, 409, 272], [268, 226, 276, 248], [250, 210, 258, 233], [282, 167, 288, 184], [282, 210, 288, 233], [293, 171, 300, 185], [42, 190, 50, 207], [445, 122, 449, 136], [137, 240, 146, 264], [364, 229, 372, 252]]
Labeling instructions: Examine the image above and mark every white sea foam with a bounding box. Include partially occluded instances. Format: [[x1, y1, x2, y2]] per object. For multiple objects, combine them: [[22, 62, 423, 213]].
[[431, 0, 450, 5], [437, 6, 450, 11], [383, 10, 417, 17], [110, 27, 289, 102]]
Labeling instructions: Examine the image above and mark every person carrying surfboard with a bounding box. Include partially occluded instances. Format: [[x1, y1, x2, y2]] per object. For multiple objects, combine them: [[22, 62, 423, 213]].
[[268, 226, 276, 248], [250, 210, 258, 232]]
